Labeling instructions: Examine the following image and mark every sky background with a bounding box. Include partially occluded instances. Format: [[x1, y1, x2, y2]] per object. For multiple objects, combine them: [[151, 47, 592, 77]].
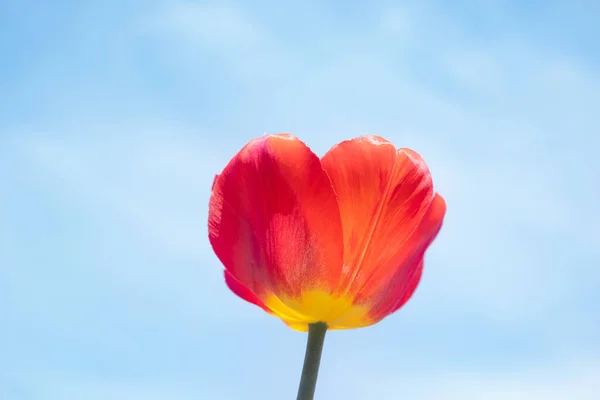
[[1, 0, 599, 399]]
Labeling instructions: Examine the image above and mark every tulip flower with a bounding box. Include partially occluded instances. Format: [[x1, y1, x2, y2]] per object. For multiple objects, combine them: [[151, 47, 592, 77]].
[[208, 134, 445, 399]]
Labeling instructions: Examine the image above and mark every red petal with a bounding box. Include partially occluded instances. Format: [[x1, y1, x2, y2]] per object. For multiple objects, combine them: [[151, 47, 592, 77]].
[[209, 134, 344, 303], [391, 259, 424, 313], [224, 270, 272, 313], [321, 136, 446, 310]]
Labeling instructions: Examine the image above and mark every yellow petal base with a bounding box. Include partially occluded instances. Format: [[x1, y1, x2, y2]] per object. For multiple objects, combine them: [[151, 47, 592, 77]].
[[264, 290, 374, 331]]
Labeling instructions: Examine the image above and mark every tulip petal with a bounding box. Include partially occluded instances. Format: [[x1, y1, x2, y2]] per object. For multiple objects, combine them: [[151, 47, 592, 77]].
[[209, 134, 344, 316], [224, 270, 272, 313], [366, 193, 446, 322], [321, 136, 446, 316], [390, 259, 424, 313]]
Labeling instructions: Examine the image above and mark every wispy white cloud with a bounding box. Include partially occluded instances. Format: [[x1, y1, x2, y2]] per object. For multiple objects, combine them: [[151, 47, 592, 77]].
[[3, 370, 236, 400], [323, 354, 600, 400], [152, 2, 267, 50], [7, 127, 262, 329], [378, 7, 413, 39], [14, 130, 214, 262], [140, 1, 301, 88], [5, 359, 600, 400]]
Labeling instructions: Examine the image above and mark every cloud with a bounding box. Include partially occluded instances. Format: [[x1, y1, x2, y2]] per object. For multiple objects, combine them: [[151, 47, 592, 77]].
[[3, 370, 236, 400], [14, 130, 214, 261], [6, 127, 266, 332], [378, 7, 413, 38], [325, 356, 600, 400], [7, 360, 599, 400], [154, 2, 267, 50], [139, 1, 302, 89]]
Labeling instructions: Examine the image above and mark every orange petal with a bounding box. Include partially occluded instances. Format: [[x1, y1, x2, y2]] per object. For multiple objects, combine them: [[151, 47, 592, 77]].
[[321, 136, 446, 312], [359, 259, 424, 324], [208, 134, 344, 307], [366, 194, 446, 322]]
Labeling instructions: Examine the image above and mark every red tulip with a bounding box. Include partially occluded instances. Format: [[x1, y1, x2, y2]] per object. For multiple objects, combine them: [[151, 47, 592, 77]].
[[208, 134, 446, 331]]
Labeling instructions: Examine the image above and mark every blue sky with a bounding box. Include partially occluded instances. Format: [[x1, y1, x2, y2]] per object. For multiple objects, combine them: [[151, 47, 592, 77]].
[[1, 0, 599, 399]]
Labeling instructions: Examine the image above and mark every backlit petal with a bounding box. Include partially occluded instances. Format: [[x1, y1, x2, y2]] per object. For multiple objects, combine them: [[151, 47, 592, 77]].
[[366, 194, 446, 322], [321, 136, 446, 318], [224, 270, 272, 313], [208, 134, 344, 317]]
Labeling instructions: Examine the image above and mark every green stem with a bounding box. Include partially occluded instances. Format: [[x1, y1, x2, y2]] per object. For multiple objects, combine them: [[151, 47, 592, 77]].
[[296, 322, 328, 400]]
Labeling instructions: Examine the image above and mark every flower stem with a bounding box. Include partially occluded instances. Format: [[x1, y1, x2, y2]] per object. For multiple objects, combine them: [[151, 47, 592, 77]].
[[296, 322, 328, 400]]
